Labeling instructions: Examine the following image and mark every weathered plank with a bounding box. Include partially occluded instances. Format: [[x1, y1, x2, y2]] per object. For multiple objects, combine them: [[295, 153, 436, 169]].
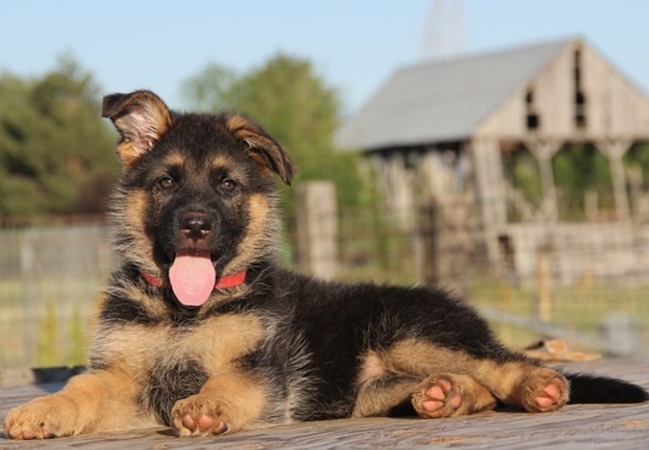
[[1, 360, 648, 450]]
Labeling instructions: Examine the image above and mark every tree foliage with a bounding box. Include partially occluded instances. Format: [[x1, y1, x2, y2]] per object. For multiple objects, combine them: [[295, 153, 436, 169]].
[[624, 142, 649, 187], [182, 54, 366, 218], [553, 144, 613, 220], [0, 55, 119, 217], [501, 143, 637, 222]]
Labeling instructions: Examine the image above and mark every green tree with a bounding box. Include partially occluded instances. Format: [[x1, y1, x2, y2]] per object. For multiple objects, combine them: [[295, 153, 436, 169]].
[[624, 141, 649, 187], [182, 64, 241, 112], [0, 55, 119, 217], [553, 144, 613, 221], [182, 54, 366, 218]]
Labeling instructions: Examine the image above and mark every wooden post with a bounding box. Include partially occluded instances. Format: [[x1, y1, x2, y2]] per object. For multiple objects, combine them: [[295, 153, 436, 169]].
[[536, 248, 552, 322], [380, 153, 414, 231], [295, 181, 338, 280], [526, 139, 561, 222], [470, 139, 507, 226], [469, 139, 507, 271], [597, 139, 631, 221], [417, 197, 473, 298]]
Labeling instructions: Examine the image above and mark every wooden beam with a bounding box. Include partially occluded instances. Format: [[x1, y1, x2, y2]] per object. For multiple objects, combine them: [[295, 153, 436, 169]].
[[525, 139, 562, 223], [596, 139, 632, 221], [470, 139, 507, 225]]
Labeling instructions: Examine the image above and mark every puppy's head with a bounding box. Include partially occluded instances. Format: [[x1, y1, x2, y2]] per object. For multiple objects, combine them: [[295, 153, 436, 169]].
[[103, 90, 296, 307]]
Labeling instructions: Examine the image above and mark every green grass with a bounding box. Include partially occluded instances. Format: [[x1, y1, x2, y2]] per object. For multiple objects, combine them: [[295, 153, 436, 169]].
[[470, 277, 649, 349], [0, 275, 102, 368]]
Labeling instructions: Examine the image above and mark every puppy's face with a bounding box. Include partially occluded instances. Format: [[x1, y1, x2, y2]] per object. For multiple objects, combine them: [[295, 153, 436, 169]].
[[103, 90, 295, 307]]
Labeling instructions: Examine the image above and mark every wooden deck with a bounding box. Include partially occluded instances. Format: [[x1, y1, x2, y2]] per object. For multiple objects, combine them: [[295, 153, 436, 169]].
[[1, 360, 648, 449]]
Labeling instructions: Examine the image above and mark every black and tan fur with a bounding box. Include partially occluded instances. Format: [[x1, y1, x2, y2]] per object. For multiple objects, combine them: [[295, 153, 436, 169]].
[[4, 90, 647, 439]]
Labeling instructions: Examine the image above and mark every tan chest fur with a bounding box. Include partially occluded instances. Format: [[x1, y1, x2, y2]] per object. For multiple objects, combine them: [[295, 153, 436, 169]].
[[92, 313, 265, 380]]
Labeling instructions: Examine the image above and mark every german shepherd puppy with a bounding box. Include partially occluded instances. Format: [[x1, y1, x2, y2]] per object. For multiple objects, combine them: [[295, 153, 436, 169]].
[[4, 90, 647, 439]]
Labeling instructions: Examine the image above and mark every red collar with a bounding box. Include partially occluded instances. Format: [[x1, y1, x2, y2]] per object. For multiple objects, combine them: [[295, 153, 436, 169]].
[[140, 269, 248, 290]]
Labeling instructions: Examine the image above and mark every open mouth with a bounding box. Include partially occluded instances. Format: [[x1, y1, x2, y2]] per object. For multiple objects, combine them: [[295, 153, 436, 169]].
[[168, 249, 217, 307]]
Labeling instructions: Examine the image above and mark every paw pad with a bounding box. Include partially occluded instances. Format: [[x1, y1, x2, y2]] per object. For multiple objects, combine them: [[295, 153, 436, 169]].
[[412, 375, 463, 418]]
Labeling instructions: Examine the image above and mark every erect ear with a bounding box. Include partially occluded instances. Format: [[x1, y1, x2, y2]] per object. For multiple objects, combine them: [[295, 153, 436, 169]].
[[102, 90, 172, 168], [225, 114, 296, 185]]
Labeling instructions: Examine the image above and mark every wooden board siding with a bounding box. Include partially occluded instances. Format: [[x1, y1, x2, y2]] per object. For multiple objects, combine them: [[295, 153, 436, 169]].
[[475, 40, 649, 141]]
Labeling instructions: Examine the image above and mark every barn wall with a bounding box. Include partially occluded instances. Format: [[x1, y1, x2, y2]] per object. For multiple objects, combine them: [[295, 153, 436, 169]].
[[474, 40, 649, 141], [585, 44, 649, 137]]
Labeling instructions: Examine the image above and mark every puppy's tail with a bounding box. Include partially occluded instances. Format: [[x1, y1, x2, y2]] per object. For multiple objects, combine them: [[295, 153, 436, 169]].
[[564, 372, 649, 404]]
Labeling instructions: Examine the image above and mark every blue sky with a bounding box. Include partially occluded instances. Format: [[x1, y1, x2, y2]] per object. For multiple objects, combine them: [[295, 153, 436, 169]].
[[1, 0, 648, 114]]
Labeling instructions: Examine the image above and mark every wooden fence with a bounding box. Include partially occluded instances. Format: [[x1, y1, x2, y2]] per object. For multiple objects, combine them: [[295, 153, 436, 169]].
[[1, 183, 649, 368], [293, 182, 649, 359]]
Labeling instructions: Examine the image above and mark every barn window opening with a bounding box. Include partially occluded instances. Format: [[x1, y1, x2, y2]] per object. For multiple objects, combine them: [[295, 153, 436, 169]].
[[525, 88, 540, 130], [573, 48, 587, 129]]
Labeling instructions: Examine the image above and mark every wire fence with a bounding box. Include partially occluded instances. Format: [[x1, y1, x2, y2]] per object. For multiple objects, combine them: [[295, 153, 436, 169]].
[[0, 216, 113, 369], [332, 202, 649, 360], [1, 197, 649, 369]]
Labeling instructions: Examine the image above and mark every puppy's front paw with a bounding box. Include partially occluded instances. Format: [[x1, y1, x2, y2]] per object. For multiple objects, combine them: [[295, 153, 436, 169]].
[[171, 395, 231, 437], [3, 395, 80, 440]]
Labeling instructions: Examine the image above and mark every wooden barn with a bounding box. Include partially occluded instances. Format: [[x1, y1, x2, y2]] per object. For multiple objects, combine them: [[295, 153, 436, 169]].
[[335, 37, 649, 285]]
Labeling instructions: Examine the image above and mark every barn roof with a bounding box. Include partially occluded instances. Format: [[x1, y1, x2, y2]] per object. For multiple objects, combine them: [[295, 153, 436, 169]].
[[335, 38, 573, 152]]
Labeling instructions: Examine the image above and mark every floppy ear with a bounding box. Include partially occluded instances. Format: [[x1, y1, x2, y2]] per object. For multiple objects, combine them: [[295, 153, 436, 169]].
[[102, 90, 172, 168], [225, 114, 296, 185]]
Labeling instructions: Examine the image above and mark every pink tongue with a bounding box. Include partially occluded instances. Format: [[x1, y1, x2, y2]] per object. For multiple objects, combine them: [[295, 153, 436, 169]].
[[169, 253, 216, 307]]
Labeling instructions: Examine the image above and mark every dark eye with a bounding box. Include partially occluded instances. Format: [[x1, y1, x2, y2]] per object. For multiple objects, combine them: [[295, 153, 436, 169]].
[[220, 179, 237, 193], [157, 177, 175, 190]]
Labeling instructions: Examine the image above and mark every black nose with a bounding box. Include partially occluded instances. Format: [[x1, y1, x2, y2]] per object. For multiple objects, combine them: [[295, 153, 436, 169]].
[[180, 212, 211, 239]]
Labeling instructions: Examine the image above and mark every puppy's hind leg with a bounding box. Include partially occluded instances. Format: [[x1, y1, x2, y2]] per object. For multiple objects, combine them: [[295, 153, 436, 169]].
[[352, 375, 421, 418], [352, 373, 498, 419], [469, 359, 569, 413], [411, 373, 498, 418], [384, 339, 569, 413]]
